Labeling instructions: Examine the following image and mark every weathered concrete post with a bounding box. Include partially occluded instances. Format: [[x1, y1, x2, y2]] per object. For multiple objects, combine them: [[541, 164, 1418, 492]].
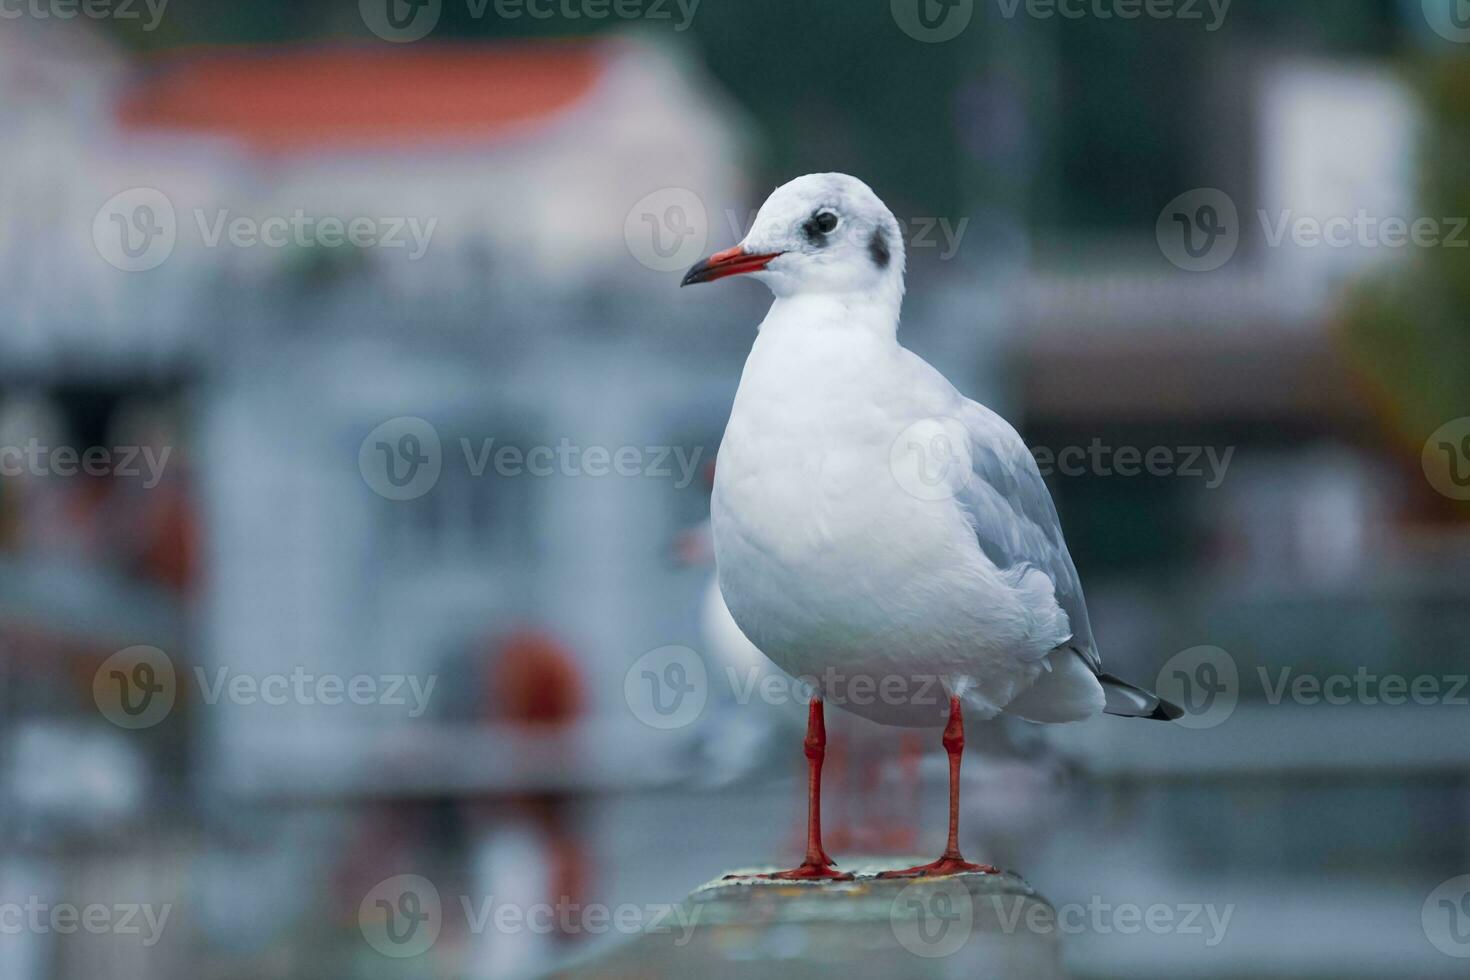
[[554, 862, 1065, 978]]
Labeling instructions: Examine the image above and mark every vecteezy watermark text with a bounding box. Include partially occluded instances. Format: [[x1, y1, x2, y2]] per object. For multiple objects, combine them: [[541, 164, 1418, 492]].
[[460, 437, 704, 487], [0, 0, 168, 31], [0, 898, 171, 947], [359, 0, 698, 43], [890, 0, 1229, 44], [994, 0, 1230, 30], [718, 208, 971, 261], [990, 894, 1232, 946], [1258, 667, 1470, 708], [888, 417, 1237, 504], [623, 647, 956, 730], [1157, 645, 1470, 731], [1031, 441, 1233, 488], [358, 417, 706, 501], [484, 0, 698, 28], [0, 439, 171, 488], [725, 666, 949, 712], [622, 189, 976, 274], [195, 666, 437, 718], [191, 210, 436, 258], [93, 188, 437, 272], [1158, 188, 1469, 272], [358, 875, 700, 958], [890, 878, 1233, 959], [92, 646, 438, 730], [1258, 210, 1469, 250]]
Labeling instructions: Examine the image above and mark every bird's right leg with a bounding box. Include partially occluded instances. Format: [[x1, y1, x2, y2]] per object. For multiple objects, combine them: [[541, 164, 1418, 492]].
[[729, 698, 852, 881]]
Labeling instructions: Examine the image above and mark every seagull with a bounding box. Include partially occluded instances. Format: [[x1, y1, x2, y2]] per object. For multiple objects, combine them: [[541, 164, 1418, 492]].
[[681, 173, 1180, 881]]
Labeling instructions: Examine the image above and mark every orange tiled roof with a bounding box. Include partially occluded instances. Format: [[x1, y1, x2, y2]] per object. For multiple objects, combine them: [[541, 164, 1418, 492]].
[[116, 42, 605, 152]]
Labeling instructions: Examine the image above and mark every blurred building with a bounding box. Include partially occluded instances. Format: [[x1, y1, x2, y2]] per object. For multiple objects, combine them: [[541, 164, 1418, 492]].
[[1, 21, 764, 980]]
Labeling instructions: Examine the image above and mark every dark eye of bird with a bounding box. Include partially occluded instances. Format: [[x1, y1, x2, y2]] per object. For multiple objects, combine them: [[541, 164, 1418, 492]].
[[802, 209, 840, 245]]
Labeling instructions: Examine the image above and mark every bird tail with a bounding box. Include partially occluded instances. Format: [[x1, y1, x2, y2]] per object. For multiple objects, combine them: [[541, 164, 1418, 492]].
[[1096, 672, 1183, 721]]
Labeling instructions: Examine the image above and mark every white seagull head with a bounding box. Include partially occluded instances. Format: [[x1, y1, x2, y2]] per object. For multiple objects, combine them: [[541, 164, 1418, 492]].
[[682, 173, 906, 304]]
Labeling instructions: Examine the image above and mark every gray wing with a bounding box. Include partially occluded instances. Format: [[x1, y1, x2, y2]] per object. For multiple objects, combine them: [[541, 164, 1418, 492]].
[[955, 401, 1100, 670]]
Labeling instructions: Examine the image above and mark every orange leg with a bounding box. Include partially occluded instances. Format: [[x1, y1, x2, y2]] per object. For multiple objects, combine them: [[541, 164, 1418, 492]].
[[880, 696, 998, 878], [729, 699, 852, 881]]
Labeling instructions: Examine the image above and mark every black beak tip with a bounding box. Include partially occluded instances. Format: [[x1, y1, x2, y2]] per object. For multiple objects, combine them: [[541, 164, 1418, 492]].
[[679, 262, 709, 288]]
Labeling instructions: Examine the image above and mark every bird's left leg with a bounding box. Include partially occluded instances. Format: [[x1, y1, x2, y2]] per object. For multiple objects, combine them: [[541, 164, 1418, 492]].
[[879, 695, 999, 878]]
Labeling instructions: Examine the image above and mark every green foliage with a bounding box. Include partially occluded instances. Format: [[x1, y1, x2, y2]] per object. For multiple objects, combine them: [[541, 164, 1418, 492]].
[[1339, 53, 1470, 447]]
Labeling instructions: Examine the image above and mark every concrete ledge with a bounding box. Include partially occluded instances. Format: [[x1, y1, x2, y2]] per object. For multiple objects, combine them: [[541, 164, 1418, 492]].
[[554, 861, 1066, 978]]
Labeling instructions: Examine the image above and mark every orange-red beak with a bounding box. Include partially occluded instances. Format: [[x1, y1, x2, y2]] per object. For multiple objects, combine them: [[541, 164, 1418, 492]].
[[680, 246, 783, 287]]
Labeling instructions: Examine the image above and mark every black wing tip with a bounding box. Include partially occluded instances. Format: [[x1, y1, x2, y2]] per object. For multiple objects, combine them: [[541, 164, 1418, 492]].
[[1096, 671, 1185, 722], [1144, 697, 1186, 721]]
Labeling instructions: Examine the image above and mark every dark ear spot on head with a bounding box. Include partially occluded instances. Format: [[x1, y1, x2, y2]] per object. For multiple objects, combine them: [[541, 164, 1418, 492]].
[[868, 228, 891, 269]]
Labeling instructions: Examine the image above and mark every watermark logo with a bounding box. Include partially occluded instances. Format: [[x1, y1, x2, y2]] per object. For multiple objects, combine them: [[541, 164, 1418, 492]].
[[891, 0, 974, 43], [890, 416, 974, 502], [1157, 188, 1239, 272], [1155, 646, 1238, 730], [360, 875, 442, 958], [93, 646, 176, 730], [93, 188, 176, 272], [360, 0, 442, 41], [891, 878, 975, 958], [625, 188, 709, 273], [1423, 417, 1470, 501], [359, 417, 443, 501], [1424, 0, 1470, 43], [1423, 875, 1470, 958], [624, 645, 708, 729]]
